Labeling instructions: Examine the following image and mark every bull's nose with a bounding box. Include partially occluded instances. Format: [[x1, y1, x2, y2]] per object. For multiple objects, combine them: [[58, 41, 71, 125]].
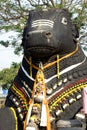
[[27, 30, 53, 39], [45, 31, 53, 39]]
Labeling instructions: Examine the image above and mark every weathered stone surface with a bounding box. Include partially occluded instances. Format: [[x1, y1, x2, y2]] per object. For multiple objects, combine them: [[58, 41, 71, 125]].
[[57, 119, 82, 127], [58, 128, 82, 130]]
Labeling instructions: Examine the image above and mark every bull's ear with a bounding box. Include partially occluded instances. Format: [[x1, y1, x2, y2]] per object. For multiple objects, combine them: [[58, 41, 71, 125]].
[[21, 38, 24, 46], [63, 8, 71, 16], [73, 24, 79, 38], [63, 8, 69, 13], [21, 26, 27, 46]]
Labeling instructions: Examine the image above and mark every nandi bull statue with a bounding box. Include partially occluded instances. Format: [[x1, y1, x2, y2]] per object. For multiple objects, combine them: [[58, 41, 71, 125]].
[[0, 8, 87, 130]]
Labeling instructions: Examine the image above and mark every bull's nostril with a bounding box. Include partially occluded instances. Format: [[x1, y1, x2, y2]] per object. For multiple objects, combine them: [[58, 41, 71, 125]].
[[27, 34, 29, 37], [45, 32, 52, 38], [26, 33, 30, 39]]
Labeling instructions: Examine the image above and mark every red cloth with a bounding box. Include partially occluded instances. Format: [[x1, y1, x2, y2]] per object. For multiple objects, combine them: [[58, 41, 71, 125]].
[[83, 87, 87, 114]]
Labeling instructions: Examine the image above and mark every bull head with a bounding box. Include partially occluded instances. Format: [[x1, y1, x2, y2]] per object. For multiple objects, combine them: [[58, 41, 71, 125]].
[[22, 8, 79, 58]]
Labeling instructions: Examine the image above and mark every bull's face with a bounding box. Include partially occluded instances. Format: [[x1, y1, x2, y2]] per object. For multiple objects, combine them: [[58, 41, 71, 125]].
[[22, 8, 79, 58]]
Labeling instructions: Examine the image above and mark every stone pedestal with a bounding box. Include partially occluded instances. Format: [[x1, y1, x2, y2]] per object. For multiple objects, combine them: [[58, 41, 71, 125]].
[[57, 119, 86, 130]]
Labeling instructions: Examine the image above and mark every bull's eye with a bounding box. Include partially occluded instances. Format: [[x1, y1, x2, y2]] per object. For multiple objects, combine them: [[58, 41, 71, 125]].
[[61, 17, 67, 25]]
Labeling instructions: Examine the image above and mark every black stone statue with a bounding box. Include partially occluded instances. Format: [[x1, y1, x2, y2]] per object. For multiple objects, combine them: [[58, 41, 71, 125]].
[[0, 8, 87, 130]]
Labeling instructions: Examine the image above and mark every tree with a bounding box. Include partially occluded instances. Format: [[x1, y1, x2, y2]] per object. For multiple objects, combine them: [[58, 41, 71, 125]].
[[0, 63, 20, 89], [0, 0, 87, 54]]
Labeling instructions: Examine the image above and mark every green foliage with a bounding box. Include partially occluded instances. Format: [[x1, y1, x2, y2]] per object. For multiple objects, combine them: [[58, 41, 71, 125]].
[[0, 63, 20, 89], [0, 41, 9, 47], [71, 3, 87, 29]]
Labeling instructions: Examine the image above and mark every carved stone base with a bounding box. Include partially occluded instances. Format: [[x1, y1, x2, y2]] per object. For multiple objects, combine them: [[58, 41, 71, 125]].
[[57, 119, 86, 130]]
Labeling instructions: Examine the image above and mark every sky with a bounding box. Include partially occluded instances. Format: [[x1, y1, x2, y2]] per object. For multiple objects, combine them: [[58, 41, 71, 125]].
[[0, 45, 23, 70], [0, 31, 23, 71]]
